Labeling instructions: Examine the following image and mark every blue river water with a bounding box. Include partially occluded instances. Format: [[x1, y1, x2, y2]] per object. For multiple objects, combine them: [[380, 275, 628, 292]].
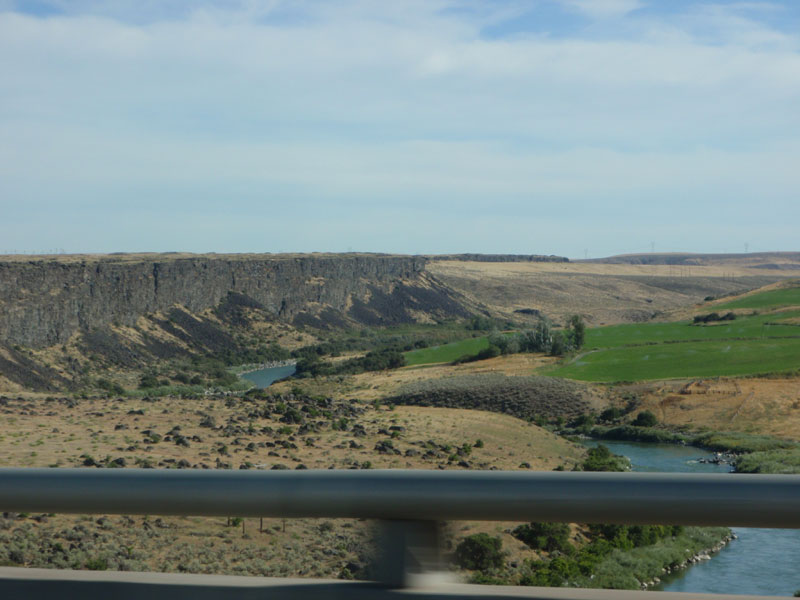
[[239, 364, 296, 388], [582, 440, 800, 596]]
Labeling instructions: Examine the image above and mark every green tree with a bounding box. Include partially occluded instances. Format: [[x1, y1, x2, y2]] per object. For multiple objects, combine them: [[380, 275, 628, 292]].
[[549, 331, 568, 356], [513, 522, 572, 553], [455, 533, 505, 571], [580, 444, 628, 472], [633, 410, 658, 427], [567, 315, 586, 349]]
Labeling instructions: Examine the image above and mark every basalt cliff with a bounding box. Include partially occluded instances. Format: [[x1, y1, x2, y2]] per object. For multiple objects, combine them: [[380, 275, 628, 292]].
[[0, 253, 475, 390]]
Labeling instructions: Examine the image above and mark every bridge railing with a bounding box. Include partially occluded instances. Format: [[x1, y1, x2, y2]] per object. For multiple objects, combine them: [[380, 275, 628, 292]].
[[1, 468, 799, 589]]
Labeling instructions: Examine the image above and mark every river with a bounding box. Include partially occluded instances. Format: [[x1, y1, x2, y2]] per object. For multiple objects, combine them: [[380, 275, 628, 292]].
[[239, 364, 296, 388], [582, 440, 800, 596]]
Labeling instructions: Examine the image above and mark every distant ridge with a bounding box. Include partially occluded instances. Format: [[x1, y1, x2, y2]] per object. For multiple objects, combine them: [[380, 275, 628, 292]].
[[579, 252, 800, 269], [428, 254, 569, 263]]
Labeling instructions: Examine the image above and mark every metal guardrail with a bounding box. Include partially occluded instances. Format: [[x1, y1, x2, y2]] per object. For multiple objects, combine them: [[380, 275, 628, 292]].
[[1, 468, 799, 591], [1, 468, 799, 527]]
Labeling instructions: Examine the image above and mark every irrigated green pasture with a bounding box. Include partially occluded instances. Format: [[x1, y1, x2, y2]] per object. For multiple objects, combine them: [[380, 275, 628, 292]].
[[404, 336, 490, 366], [711, 285, 800, 310], [548, 338, 800, 382], [586, 311, 800, 349], [546, 285, 800, 382]]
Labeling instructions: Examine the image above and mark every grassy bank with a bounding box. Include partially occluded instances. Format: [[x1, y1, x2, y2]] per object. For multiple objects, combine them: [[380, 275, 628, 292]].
[[462, 524, 732, 590], [734, 449, 800, 474], [575, 527, 732, 589], [404, 336, 490, 366], [590, 424, 798, 452]]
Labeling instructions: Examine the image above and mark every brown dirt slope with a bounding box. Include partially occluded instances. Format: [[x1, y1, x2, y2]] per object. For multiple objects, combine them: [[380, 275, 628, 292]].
[[623, 377, 800, 442]]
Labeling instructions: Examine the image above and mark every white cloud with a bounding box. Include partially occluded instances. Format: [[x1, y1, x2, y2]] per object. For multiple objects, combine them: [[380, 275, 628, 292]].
[[558, 0, 643, 20], [0, 2, 799, 255]]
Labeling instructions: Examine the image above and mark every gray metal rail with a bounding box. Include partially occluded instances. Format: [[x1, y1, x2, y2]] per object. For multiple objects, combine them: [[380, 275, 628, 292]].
[[2, 468, 799, 592], [1, 468, 799, 528]]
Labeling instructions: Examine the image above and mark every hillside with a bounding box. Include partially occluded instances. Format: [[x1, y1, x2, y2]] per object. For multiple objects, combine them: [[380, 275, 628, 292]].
[[0, 392, 582, 578], [580, 251, 800, 269], [428, 258, 797, 326]]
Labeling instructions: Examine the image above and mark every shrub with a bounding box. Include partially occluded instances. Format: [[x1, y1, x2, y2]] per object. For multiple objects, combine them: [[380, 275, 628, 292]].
[[632, 410, 657, 428], [693, 312, 736, 324], [570, 413, 595, 433], [85, 557, 108, 571], [138, 374, 159, 389], [454, 533, 505, 572], [520, 555, 580, 587], [96, 378, 125, 395], [513, 522, 572, 553], [591, 425, 686, 445], [599, 407, 623, 422], [734, 448, 800, 474], [580, 445, 628, 472]]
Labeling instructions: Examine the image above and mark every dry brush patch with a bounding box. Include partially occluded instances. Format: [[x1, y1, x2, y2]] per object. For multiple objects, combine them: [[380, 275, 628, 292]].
[[385, 374, 594, 423], [0, 392, 583, 578]]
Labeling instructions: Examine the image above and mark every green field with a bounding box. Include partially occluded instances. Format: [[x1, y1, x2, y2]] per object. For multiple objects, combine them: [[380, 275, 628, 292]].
[[404, 336, 490, 366], [586, 310, 800, 349], [547, 338, 800, 382], [545, 285, 800, 382], [712, 285, 800, 310]]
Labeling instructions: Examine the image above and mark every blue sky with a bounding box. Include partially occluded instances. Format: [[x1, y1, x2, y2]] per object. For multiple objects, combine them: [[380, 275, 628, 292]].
[[1, 0, 798, 257]]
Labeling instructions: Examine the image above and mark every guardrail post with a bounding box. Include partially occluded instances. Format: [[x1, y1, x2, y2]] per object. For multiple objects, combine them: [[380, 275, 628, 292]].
[[372, 519, 445, 587]]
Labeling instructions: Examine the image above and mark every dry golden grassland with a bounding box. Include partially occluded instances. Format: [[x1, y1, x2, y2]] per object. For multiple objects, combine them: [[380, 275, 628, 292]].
[[0, 393, 582, 577], [427, 260, 796, 326], [0, 398, 580, 471], [628, 377, 800, 441]]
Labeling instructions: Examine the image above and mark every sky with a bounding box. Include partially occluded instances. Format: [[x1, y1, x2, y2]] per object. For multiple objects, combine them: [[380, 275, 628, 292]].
[[1, 0, 798, 258]]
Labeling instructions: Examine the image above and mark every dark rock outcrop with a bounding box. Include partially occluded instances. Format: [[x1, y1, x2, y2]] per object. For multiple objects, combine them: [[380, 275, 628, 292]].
[[0, 253, 468, 348]]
